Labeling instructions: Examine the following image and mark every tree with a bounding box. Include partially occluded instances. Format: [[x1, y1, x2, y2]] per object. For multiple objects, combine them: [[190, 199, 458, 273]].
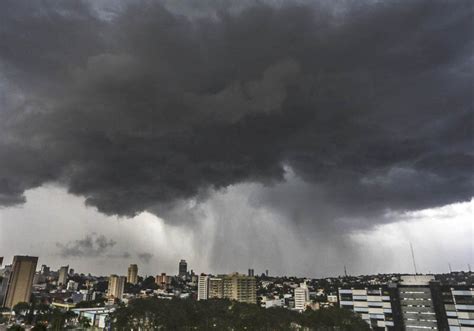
[[34, 303, 53, 324], [109, 297, 370, 330], [79, 316, 92, 328], [12, 302, 30, 317], [7, 326, 25, 331], [140, 276, 158, 290], [31, 324, 47, 331], [49, 308, 76, 331]]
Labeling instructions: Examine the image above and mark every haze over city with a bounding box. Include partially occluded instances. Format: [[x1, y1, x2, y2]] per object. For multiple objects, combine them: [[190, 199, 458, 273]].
[[0, 0, 472, 278]]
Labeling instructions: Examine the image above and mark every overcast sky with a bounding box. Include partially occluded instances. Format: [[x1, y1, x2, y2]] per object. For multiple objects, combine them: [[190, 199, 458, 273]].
[[0, 0, 472, 277]]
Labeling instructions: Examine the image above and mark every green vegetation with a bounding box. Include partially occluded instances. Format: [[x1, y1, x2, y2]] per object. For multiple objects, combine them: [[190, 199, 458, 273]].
[[7, 326, 25, 331], [11, 301, 77, 331], [12, 302, 30, 317], [110, 298, 370, 331]]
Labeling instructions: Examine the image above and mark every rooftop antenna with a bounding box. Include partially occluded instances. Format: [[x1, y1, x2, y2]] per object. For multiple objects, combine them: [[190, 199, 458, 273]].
[[448, 263, 453, 273], [344, 265, 348, 277], [410, 242, 418, 275]]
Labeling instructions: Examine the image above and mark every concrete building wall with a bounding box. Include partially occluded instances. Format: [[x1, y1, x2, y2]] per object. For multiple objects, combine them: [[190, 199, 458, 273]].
[[443, 287, 474, 331], [108, 275, 125, 300], [209, 277, 224, 299], [3, 256, 38, 308], [58, 265, 69, 286], [295, 283, 310, 311], [197, 275, 209, 301], [338, 287, 398, 330], [127, 264, 138, 285], [399, 286, 438, 330]]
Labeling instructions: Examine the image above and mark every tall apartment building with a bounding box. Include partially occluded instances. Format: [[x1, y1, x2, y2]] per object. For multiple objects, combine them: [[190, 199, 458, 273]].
[[155, 273, 172, 288], [197, 275, 209, 301], [108, 275, 126, 300], [294, 282, 310, 311], [199, 273, 256, 304], [127, 264, 138, 285], [40, 265, 50, 276], [57, 265, 69, 286], [441, 286, 474, 330], [0, 265, 12, 305], [223, 273, 257, 304], [2, 256, 38, 308], [209, 277, 224, 299], [338, 286, 400, 330], [398, 275, 439, 330], [337, 275, 464, 330], [179, 260, 188, 279]]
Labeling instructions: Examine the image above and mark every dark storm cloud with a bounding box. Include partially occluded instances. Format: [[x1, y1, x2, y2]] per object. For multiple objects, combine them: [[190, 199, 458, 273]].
[[138, 252, 154, 263], [0, 0, 472, 225], [56, 233, 117, 258]]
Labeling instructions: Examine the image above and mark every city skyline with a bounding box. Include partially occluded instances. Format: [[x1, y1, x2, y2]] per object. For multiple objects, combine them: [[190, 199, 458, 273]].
[[0, 0, 473, 278], [1, 253, 472, 330]]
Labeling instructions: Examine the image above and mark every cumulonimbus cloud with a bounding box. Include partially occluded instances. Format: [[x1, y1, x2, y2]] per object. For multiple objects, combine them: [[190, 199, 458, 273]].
[[0, 0, 472, 227]]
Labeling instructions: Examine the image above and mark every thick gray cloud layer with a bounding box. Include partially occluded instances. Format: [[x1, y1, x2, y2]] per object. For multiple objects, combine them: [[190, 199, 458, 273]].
[[56, 233, 117, 258], [0, 0, 472, 229]]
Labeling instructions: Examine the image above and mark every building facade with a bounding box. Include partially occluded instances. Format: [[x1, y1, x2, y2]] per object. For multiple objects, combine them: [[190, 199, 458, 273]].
[[398, 275, 440, 330], [198, 273, 256, 304], [337, 275, 473, 331], [127, 264, 138, 285], [294, 282, 310, 311], [155, 273, 172, 288], [179, 260, 188, 279], [442, 286, 474, 331], [223, 273, 257, 304], [197, 275, 209, 301], [58, 265, 69, 286], [0, 265, 12, 305], [208, 277, 224, 299], [108, 275, 126, 300], [338, 286, 400, 330], [2, 256, 38, 308]]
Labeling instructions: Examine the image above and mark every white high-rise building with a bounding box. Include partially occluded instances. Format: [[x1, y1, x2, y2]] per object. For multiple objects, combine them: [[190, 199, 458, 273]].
[[197, 275, 209, 301], [294, 282, 310, 311]]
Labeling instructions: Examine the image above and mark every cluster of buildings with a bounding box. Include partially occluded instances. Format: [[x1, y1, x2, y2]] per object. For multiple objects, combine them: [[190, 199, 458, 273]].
[[0, 255, 472, 331], [338, 275, 474, 331], [197, 273, 257, 304]]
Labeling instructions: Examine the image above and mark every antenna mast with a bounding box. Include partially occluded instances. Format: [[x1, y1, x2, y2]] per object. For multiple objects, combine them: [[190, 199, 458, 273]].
[[410, 242, 418, 275]]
